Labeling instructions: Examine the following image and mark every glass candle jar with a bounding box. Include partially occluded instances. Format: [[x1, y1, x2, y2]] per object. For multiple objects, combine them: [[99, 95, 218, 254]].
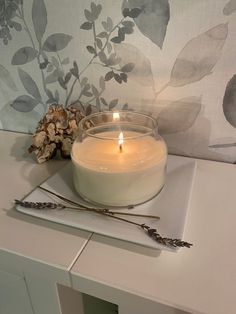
[[71, 111, 167, 207]]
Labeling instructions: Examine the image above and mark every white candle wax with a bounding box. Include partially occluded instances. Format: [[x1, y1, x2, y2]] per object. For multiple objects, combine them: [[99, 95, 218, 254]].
[[71, 130, 167, 206]]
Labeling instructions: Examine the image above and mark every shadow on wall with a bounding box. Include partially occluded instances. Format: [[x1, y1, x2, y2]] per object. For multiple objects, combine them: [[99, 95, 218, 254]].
[[0, 102, 41, 134]]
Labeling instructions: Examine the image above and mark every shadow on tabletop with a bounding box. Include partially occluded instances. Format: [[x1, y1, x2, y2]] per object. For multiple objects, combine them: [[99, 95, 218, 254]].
[[5, 206, 89, 240], [9, 132, 69, 190], [9, 132, 33, 162], [89, 234, 162, 257], [5, 206, 162, 258]]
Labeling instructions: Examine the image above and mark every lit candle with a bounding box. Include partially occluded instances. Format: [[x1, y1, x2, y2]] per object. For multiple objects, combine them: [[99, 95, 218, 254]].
[[71, 112, 167, 207], [118, 132, 123, 153]]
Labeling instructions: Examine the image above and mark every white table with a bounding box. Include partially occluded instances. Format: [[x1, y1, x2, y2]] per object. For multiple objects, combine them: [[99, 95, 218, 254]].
[[0, 130, 235, 314]]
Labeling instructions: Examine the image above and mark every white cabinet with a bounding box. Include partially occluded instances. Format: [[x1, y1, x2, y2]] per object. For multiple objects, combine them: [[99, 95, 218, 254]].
[[0, 270, 33, 314]]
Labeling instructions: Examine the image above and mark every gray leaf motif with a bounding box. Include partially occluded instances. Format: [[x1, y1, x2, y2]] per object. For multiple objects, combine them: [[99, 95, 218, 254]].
[[109, 98, 119, 110], [99, 76, 105, 91], [114, 43, 154, 86], [42, 34, 73, 52], [157, 96, 201, 134], [122, 0, 170, 49], [32, 0, 47, 43], [0, 64, 17, 91], [12, 47, 38, 65], [223, 0, 236, 15], [45, 69, 63, 84], [84, 3, 102, 22], [11, 95, 40, 112], [45, 72, 58, 84], [18, 68, 42, 101], [169, 23, 228, 87], [62, 57, 70, 65], [222, 74, 236, 127]]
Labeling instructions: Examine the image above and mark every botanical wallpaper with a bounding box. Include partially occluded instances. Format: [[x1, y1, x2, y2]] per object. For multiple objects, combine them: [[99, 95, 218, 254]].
[[0, 0, 236, 163]]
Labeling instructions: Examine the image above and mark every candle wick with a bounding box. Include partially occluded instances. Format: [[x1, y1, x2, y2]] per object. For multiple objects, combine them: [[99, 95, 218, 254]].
[[118, 131, 123, 153]]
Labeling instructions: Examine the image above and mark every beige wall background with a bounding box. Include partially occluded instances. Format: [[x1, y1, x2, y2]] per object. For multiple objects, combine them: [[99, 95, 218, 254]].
[[0, 0, 236, 163]]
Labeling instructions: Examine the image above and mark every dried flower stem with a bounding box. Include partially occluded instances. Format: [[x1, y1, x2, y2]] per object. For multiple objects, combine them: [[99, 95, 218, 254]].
[[15, 187, 192, 249], [38, 186, 160, 219], [15, 199, 192, 248], [39, 186, 89, 209]]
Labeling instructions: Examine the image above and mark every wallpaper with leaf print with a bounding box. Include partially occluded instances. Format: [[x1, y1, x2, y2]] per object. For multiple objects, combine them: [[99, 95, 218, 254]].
[[0, 0, 236, 163]]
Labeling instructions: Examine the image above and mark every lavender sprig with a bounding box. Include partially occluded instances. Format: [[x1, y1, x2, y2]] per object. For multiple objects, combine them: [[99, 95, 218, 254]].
[[94, 213, 193, 248], [141, 224, 192, 248], [14, 199, 159, 219], [15, 199, 65, 209], [15, 188, 192, 249]]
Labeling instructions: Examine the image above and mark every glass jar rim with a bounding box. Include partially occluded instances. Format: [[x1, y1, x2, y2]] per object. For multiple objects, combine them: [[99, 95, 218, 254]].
[[78, 111, 158, 140]]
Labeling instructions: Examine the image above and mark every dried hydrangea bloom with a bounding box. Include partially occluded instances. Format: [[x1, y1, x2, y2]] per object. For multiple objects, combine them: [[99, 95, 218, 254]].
[[28, 104, 86, 163]]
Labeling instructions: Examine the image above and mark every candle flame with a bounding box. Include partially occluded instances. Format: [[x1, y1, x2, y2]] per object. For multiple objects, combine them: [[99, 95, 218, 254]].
[[118, 132, 123, 153], [113, 112, 120, 121]]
